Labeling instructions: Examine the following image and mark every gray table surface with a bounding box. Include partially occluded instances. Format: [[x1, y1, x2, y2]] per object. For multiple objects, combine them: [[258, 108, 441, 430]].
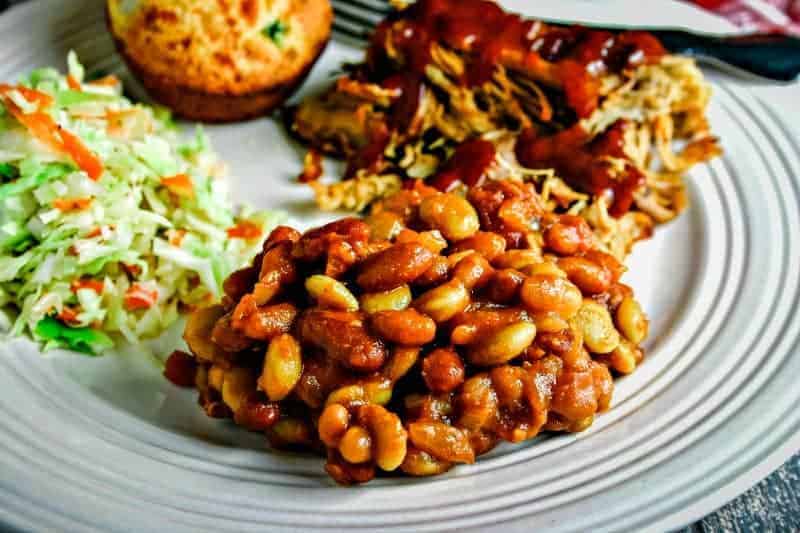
[[1, 0, 799, 531]]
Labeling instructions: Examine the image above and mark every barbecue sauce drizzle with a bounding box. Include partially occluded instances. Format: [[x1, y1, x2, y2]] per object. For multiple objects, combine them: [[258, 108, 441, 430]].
[[358, 0, 665, 216]]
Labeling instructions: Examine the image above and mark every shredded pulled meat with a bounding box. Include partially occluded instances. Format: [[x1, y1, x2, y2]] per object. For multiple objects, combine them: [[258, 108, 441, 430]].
[[287, 0, 720, 259]]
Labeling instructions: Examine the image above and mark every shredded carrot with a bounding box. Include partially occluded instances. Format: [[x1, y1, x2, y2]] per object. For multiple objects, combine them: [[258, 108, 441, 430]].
[[124, 284, 159, 311], [0, 84, 53, 109], [71, 279, 105, 294], [57, 307, 80, 325], [52, 197, 93, 212], [168, 229, 187, 246], [86, 227, 102, 238], [122, 263, 142, 276], [66, 75, 82, 91], [0, 85, 104, 180], [58, 127, 104, 180], [87, 75, 120, 87], [227, 221, 263, 240], [160, 174, 194, 198]]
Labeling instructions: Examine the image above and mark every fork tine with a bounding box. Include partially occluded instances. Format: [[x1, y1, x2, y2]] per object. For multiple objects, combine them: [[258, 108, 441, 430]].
[[331, 0, 393, 45], [333, 1, 385, 27], [333, 0, 392, 17], [333, 17, 371, 43]]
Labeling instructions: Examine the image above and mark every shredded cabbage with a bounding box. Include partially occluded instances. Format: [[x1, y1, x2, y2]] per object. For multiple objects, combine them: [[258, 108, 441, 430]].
[[0, 54, 285, 354]]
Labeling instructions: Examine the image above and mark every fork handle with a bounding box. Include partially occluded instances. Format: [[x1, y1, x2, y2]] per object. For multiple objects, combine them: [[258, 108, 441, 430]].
[[650, 30, 800, 82]]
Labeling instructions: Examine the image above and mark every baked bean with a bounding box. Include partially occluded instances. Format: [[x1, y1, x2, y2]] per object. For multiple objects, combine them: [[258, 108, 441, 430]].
[[164, 350, 196, 387], [357, 404, 408, 471], [326, 379, 393, 407], [221, 367, 257, 414], [543, 216, 593, 255], [382, 346, 420, 382], [450, 308, 530, 345], [601, 282, 633, 312], [419, 192, 480, 241], [523, 262, 567, 278], [401, 447, 453, 476], [414, 279, 470, 322], [268, 418, 313, 448], [357, 242, 436, 292], [584, 250, 625, 282], [490, 366, 525, 406], [294, 356, 347, 409], [408, 421, 475, 464], [536, 328, 586, 369], [208, 365, 225, 391], [325, 453, 376, 485], [370, 309, 437, 345], [298, 310, 387, 372], [489, 365, 548, 441], [339, 426, 373, 464], [212, 312, 254, 352], [493, 249, 542, 270], [231, 297, 297, 341], [520, 275, 582, 318], [591, 361, 614, 411], [292, 218, 370, 263], [305, 275, 359, 311], [256, 241, 297, 304], [449, 232, 507, 261], [486, 269, 526, 303], [550, 371, 598, 422], [422, 348, 465, 393], [457, 374, 499, 430], [601, 339, 640, 374], [571, 300, 620, 354], [264, 225, 301, 249], [445, 250, 475, 269], [557, 256, 612, 294], [184, 304, 232, 363], [414, 256, 450, 287], [223, 265, 258, 302], [233, 392, 280, 431], [259, 334, 303, 401], [467, 322, 537, 366], [531, 311, 570, 333], [360, 285, 412, 313], [318, 404, 351, 447], [452, 253, 494, 290], [404, 394, 454, 422], [615, 296, 649, 344], [469, 430, 498, 456], [397, 229, 448, 254], [365, 210, 404, 241]]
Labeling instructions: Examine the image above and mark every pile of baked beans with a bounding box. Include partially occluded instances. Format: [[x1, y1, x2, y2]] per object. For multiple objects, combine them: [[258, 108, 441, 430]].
[[166, 180, 649, 484]]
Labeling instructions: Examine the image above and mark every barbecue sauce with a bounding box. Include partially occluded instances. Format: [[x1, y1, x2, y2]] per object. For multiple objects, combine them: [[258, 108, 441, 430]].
[[429, 138, 497, 191], [367, 0, 665, 123], [515, 121, 645, 217], [359, 0, 664, 216]]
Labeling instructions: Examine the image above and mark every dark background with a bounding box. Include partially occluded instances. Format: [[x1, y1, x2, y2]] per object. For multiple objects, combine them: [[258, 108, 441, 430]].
[[1, 0, 798, 531]]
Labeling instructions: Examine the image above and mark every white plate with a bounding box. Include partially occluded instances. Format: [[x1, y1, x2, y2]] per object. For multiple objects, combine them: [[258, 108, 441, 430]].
[[1, 1, 799, 532]]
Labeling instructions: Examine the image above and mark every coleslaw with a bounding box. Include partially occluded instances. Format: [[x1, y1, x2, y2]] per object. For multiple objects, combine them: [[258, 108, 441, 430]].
[[0, 53, 284, 354]]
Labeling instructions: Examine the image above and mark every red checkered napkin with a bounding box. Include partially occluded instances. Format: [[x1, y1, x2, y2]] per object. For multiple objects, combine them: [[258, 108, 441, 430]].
[[689, 0, 800, 34]]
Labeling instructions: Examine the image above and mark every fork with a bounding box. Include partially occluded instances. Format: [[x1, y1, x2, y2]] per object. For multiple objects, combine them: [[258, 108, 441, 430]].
[[329, 0, 800, 82]]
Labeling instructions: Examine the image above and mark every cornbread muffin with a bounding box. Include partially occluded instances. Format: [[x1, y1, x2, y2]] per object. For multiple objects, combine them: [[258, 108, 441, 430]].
[[107, 0, 332, 121]]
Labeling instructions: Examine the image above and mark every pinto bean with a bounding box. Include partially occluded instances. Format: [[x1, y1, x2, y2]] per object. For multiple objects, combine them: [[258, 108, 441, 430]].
[[422, 348, 465, 393], [449, 232, 507, 261], [369, 309, 437, 345], [298, 310, 387, 372], [231, 296, 297, 341], [357, 242, 436, 292]]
